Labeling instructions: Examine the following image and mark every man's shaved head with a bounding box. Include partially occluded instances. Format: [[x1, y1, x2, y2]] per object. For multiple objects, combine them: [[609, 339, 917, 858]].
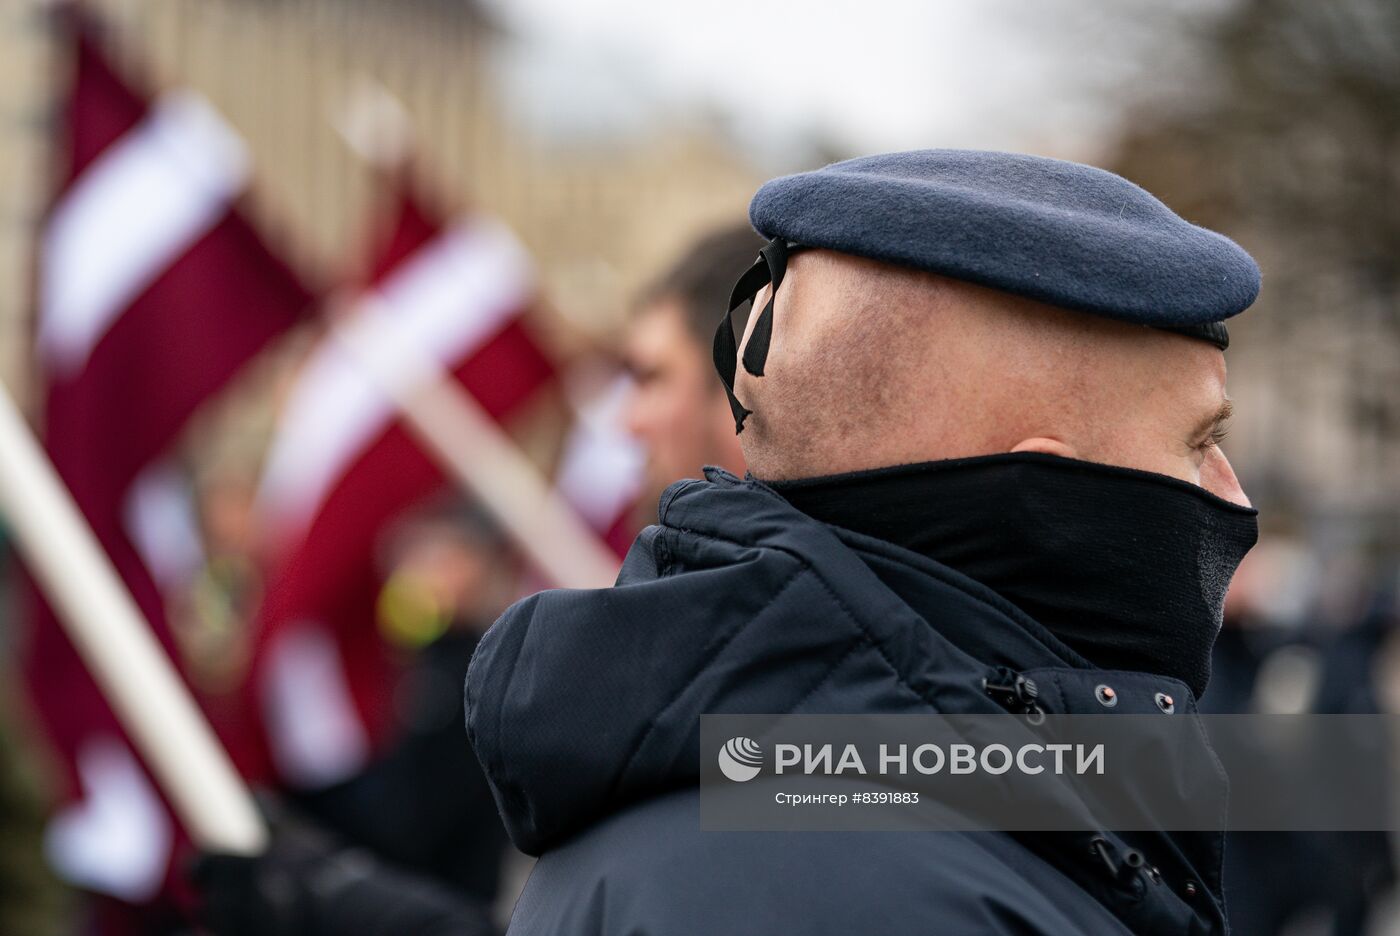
[[736, 250, 1247, 506]]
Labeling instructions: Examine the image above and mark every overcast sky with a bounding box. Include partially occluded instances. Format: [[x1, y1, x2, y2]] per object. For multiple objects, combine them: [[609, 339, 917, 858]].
[[482, 0, 1230, 169]]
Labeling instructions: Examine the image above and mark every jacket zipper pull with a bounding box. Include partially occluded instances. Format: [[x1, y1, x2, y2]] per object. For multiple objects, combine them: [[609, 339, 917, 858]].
[[1089, 835, 1149, 889], [982, 666, 1044, 718]]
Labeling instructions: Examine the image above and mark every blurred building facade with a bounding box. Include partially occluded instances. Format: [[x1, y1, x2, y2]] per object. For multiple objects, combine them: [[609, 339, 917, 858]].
[[0, 0, 760, 412]]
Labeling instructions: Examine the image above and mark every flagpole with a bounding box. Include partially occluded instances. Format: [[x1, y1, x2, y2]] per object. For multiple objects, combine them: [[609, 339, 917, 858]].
[[0, 384, 267, 855], [333, 312, 621, 591]]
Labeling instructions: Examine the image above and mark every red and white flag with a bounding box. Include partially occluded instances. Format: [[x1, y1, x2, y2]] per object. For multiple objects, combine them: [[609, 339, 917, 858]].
[[251, 183, 559, 787], [21, 17, 313, 903]]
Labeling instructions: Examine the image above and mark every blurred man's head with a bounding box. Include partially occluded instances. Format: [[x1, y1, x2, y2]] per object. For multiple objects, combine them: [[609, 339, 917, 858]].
[[736, 249, 1248, 507], [378, 504, 513, 644], [625, 225, 762, 504]]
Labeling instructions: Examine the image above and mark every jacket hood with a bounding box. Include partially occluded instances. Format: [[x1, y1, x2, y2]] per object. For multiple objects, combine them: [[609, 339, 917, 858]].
[[465, 468, 1227, 933]]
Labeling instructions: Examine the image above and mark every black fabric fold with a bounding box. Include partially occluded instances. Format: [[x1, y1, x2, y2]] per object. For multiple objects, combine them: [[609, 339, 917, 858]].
[[766, 452, 1258, 698]]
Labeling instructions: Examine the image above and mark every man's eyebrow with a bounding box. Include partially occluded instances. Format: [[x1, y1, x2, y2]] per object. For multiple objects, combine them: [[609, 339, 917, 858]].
[[1193, 397, 1234, 438]]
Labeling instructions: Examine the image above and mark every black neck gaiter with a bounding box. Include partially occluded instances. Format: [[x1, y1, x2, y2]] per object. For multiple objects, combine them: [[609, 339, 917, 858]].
[[766, 452, 1259, 698]]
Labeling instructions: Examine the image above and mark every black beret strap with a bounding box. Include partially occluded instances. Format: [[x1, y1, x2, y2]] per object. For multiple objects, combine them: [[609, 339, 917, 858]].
[[712, 255, 765, 433], [740, 238, 789, 378], [713, 237, 796, 434]]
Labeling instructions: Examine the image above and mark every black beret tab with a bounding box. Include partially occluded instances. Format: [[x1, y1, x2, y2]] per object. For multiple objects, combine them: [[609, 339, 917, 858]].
[[748, 149, 1261, 328]]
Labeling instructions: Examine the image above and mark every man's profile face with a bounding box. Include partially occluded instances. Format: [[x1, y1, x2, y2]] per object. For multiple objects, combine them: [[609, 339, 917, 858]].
[[1126, 343, 1248, 507], [1022, 328, 1250, 507], [624, 298, 743, 504]]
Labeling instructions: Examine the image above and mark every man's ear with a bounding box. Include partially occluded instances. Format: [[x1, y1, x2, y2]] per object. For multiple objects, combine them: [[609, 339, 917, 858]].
[[1010, 437, 1079, 459]]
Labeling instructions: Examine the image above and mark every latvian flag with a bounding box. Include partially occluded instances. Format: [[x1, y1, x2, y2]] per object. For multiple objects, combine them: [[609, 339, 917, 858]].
[[21, 16, 312, 905], [250, 183, 560, 788]]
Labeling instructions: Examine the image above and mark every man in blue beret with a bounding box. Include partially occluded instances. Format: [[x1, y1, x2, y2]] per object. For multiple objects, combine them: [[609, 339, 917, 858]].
[[198, 151, 1261, 936]]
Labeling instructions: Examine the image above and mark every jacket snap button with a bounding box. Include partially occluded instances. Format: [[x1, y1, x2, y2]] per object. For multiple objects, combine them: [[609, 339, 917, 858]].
[[1095, 684, 1117, 707], [1154, 692, 1176, 714], [1183, 880, 1198, 899]]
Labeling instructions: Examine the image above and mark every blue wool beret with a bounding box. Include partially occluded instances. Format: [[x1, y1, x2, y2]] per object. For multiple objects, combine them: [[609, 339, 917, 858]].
[[748, 149, 1261, 328]]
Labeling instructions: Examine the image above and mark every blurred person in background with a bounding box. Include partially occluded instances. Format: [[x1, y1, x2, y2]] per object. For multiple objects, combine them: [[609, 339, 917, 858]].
[[1204, 538, 1397, 936], [623, 224, 762, 512], [177, 474, 265, 692], [289, 503, 515, 907]]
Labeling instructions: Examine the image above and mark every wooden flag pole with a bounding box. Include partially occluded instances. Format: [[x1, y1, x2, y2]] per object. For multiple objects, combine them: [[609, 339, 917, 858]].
[[0, 383, 267, 855]]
